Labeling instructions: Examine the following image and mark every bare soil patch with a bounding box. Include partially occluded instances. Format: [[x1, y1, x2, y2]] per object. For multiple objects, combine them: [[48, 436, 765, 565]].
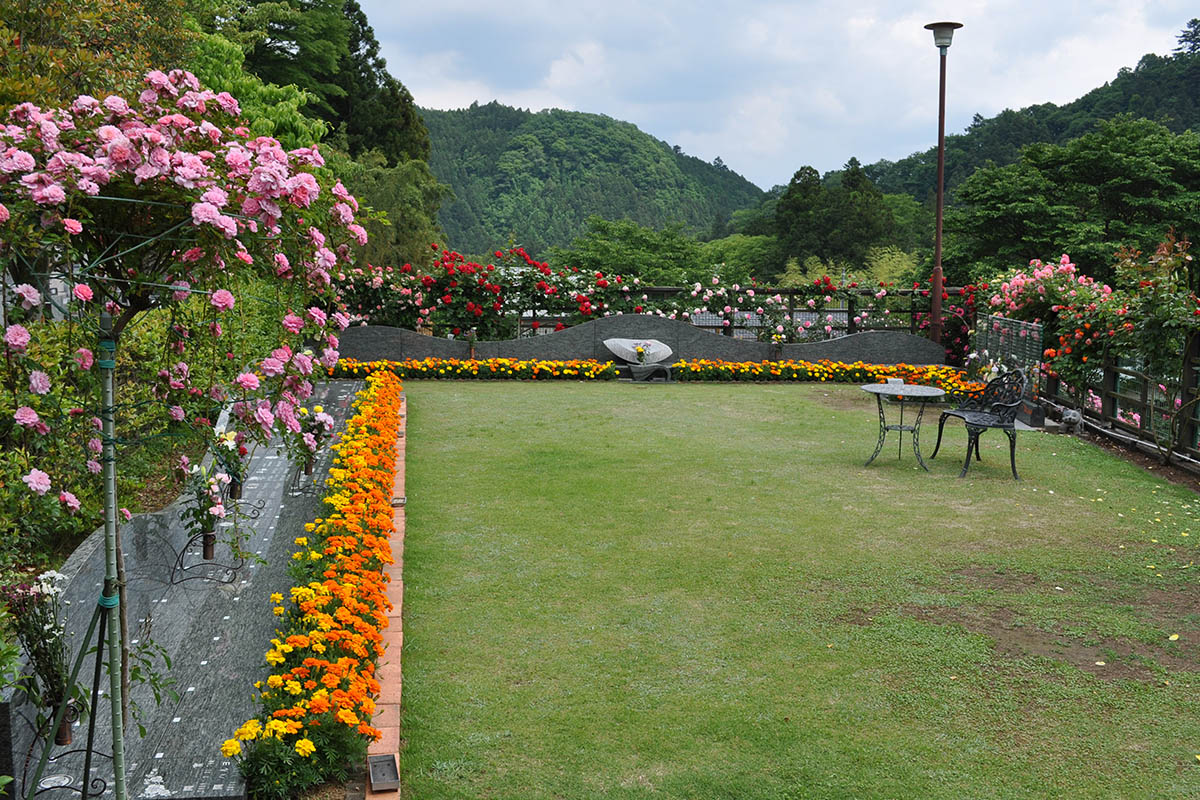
[[841, 566, 1198, 682]]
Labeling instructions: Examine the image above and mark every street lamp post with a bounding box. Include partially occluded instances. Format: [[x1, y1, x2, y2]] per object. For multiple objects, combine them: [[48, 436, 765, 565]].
[[924, 21, 961, 346]]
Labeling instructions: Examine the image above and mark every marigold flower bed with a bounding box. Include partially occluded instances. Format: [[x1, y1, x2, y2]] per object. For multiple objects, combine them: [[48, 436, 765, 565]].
[[670, 358, 982, 396], [222, 371, 404, 799], [333, 356, 981, 397], [331, 357, 619, 380]]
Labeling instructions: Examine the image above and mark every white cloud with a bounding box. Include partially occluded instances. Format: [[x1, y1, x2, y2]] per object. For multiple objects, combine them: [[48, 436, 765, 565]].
[[358, 0, 1192, 188]]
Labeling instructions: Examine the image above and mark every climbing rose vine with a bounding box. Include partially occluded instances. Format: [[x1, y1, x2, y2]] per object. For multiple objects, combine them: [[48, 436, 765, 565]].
[[0, 69, 366, 555]]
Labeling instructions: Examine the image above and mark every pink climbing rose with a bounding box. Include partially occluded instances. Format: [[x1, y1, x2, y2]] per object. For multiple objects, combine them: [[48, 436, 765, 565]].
[[5, 324, 31, 353], [22, 469, 51, 495], [210, 289, 235, 311], [234, 372, 260, 390]]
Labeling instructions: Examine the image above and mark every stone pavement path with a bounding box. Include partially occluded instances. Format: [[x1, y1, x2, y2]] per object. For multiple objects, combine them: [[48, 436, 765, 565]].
[[16, 380, 387, 800]]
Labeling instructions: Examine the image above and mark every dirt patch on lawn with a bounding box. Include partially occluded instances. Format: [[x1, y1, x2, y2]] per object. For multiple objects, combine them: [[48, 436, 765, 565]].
[[897, 603, 1195, 682], [840, 567, 1199, 681]]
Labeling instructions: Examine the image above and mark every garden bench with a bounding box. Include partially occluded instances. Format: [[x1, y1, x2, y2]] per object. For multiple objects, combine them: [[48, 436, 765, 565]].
[[930, 369, 1026, 479]]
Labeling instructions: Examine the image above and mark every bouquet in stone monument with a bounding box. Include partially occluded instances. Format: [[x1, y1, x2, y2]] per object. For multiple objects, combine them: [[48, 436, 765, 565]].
[[1, 571, 75, 722], [298, 404, 336, 457], [179, 460, 230, 557]]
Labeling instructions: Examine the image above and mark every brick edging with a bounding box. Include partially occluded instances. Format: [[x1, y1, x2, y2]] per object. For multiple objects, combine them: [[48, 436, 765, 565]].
[[366, 393, 405, 797]]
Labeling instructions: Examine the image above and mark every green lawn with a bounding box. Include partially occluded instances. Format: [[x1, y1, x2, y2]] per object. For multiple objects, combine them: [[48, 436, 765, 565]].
[[400, 382, 1199, 799]]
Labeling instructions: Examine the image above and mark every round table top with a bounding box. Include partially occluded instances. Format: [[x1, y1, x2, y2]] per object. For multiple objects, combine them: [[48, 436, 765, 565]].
[[860, 383, 946, 399]]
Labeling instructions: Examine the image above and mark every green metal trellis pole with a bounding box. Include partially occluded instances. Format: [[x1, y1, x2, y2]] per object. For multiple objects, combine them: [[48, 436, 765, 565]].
[[98, 312, 128, 800]]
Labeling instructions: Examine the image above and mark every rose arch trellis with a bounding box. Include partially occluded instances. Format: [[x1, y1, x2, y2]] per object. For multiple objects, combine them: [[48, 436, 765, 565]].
[[0, 70, 369, 799]]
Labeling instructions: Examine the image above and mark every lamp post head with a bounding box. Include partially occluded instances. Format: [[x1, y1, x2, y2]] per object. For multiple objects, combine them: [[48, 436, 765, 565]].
[[925, 21, 962, 52]]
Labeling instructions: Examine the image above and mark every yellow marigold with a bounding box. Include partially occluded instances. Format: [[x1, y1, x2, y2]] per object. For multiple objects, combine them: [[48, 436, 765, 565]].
[[269, 592, 283, 604], [235, 719, 262, 741], [264, 719, 288, 738], [220, 739, 242, 757], [273, 606, 286, 616], [285, 680, 303, 695], [266, 674, 284, 689], [335, 708, 359, 726], [264, 649, 285, 666]]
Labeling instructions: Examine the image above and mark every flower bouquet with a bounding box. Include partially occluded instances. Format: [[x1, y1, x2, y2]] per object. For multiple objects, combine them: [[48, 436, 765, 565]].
[[1, 571, 76, 744]]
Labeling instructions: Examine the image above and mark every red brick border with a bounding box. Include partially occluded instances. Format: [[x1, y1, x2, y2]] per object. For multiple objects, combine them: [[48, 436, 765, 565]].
[[367, 394, 405, 796]]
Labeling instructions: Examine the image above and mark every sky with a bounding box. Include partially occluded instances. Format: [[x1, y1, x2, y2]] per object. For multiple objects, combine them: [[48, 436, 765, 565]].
[[358, 0, 1194, 190]]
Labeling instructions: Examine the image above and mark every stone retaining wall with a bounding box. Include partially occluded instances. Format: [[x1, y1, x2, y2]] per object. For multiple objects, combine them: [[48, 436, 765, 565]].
[[340, 316, 947, 366]]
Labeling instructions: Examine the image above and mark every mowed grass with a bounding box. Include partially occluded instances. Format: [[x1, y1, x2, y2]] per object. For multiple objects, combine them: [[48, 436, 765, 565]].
[[399, 382, 1199, 799]]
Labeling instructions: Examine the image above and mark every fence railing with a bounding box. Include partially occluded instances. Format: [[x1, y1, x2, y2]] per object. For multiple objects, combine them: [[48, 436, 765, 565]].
[[1041, 334, 1200, 462], [517, 286, 975, 340]]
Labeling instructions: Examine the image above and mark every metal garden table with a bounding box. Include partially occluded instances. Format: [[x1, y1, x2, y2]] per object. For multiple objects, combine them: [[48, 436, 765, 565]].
[[860, 383, 946, 471]]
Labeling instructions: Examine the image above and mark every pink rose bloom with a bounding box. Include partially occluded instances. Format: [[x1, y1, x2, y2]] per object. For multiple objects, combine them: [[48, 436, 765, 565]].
[[320, 347, 339, 369], [291, 353, 313, 375], [63, 218, 83, 235], [168, 405, 185, 421], [331, 312, 350, 331], [253, 401, 274, 432], [273, 253, 291, 276], [172, 281, 191, 301], [5, 324, 31, 353], [260, 357, 285, 377], [201, 187, 228, 207], [88, 437, 103, 453], [14, 406, 40, 428], [0, 202, 9, 222], [210, 289, 235, 311], [315, 247, 336, 269], [28, 370, 50, 394], [275, 400, 300, 433], [281, 314, 304, 334], [234, 372, 260, 390], [303, 432, 317, 451], [14, 284, 40, 309], [59, 491, 81, 512], [306, 307, 327, 327], [22, 468, 51, 495], [73, 283, 93, 302], [86, 460, 102, 474], [74, 347, 94, 370], [120, 508, 132, 521]]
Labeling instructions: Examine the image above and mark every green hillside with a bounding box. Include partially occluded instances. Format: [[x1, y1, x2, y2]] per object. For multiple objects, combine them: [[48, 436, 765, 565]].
[[863, 39, 1200, 200], [422, 102, 764, 254]]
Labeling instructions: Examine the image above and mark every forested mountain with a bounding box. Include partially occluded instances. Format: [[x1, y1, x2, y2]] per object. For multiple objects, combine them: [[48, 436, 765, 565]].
[[862, 33, 1200, 201], [422, 102, 764, 254]]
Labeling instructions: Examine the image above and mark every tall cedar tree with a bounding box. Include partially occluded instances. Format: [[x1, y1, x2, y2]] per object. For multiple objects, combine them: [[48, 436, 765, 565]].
[[242, 0, 350, 118], [329, 0, 429, 164]]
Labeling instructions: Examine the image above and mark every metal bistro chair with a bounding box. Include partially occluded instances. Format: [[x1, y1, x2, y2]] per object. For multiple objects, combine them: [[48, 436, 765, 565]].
[[930, 369, 1026, 479]]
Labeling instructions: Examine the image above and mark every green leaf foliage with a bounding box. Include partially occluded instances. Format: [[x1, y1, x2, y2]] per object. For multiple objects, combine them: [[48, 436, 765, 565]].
[[240, 0, 350, 119], [945, 116, 1200, 285], [422, 102, 764, 254], [190, 31, 329, 148], [326, 148, 450, 268], [548, 217, 706, 286]]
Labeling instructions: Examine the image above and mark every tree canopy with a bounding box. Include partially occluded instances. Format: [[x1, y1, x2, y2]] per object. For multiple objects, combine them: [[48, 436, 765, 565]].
[[945, 116, 1200, 284], [422, 102, 763, 254]]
